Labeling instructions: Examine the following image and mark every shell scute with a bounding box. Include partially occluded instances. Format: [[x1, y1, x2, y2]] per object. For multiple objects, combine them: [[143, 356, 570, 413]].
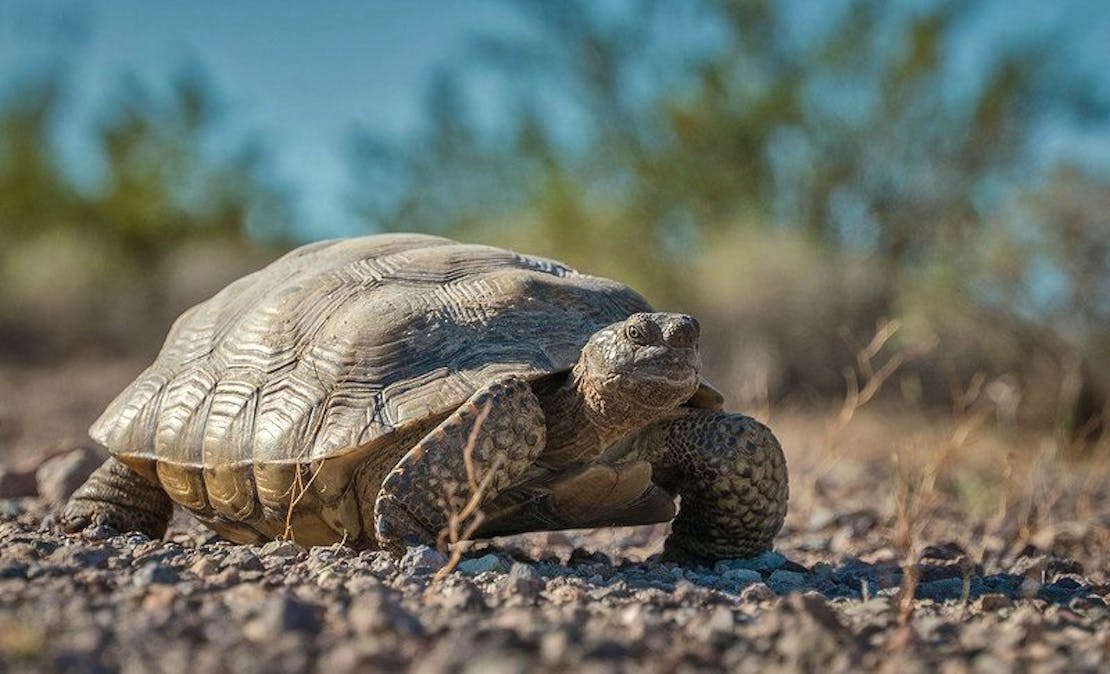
[[91, 234, 654, 469]]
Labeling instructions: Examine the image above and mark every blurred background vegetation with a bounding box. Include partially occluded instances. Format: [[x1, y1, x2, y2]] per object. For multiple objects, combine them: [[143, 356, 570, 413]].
[[2, 0, 1108, 445]]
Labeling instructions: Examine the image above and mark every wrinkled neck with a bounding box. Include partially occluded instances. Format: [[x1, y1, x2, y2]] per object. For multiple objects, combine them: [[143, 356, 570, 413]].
[[537, 361, 640, 466]]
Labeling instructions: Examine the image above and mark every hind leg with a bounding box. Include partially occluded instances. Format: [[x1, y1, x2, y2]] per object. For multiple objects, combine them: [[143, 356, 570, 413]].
[[373, 375, 546, 553], [59, 458, 174, 539]]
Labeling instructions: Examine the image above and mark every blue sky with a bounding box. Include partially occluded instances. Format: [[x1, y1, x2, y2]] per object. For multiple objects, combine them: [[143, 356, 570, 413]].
[[2, 0, 1108, 240], [0, 0, 531, 238]]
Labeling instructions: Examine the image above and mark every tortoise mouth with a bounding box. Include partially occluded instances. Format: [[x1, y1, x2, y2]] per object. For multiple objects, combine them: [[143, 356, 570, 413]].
[[636, 369, 698, 387], [625, 348, 700, 384], [618, 366, 701, 411]]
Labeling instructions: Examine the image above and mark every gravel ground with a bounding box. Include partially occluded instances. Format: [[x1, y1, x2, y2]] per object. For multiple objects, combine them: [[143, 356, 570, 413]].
[[0, 497, 1105, 673], [1, 360, 1107, 672]]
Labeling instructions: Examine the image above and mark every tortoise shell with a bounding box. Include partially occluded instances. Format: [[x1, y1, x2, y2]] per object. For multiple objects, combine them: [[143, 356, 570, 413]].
[[90, 233, 719, 544]]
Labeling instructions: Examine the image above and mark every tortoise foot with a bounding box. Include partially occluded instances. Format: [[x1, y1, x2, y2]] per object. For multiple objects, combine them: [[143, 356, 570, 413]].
[[59, 458, 173, 539]]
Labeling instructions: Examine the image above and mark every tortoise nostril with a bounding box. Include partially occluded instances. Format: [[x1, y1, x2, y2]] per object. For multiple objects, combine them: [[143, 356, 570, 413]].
[[664, 316, 700, 349]]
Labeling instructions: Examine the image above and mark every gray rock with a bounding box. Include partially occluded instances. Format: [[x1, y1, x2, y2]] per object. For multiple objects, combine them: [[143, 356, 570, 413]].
[[721, 568, 763, 586], [702, 605, 737, 636], [1037, 582, 1080, 604], [248, 593, 321, 636], [368, 552, 400, 577], [810, 562, 835, 578], [188, 557, 220, 577], [504, 562, 544, 597], [53, 546, 113, 569], [261, 540, 306, 558], [307, 546, 353, 575], [198, 570, 233, 592], [914, 577, 965, 601], [221, 548, 264, 571], [715, 550, 787, 574], [740, 582, 776, 602], [437, 580, 487, 611], [0, 562, 28, 579], [345, 575, 383, 595], [348, 588, 422, 636], [400, 545, 448, 576], [1011, 554, 1049, 580], [457, 553, 511, 576], [82, 523, 117, 540], [767, 570, 808, 594], [133, 561, 180, 586], [1019, 577, 1043, 598], [976, 593, 1014, 611], [36, 445, 104, 503]]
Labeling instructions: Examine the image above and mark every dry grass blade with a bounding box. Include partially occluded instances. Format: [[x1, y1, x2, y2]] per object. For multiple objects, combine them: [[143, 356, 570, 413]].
[[830, 320, 914, 443], [278, 358, 367, 543], [795, 319, 926, 521], [463, 404, 492, 494], [282, 459, 327, 543], [888, 373, 992, 643]]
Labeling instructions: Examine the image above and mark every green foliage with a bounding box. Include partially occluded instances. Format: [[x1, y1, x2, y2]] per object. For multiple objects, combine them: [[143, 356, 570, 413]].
[[354, 1, 1074, 284], [0, 67, 292, 355], [0, 68, 290, 259], [0, 74, 77, 238]]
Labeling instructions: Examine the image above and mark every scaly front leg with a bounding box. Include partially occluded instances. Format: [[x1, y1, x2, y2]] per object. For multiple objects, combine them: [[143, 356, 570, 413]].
[[373, 375, 546, 553], [631, 410, 788, 562]]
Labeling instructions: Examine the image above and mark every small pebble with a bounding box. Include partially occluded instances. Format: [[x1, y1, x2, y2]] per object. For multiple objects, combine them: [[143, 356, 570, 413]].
[[740, 582, 776, 603], [715, 550, 786, 574], [221, 549, 264, 571], [977, 594, 1014, 611], [436, 580, 487, 611], [348, 589, 423, 636], [244, 593, 320, 639], [504, 562, 544, 597], [189, 557, 220, 577], [721, 568, 763, 586], [915, 577, 966, 601], [400, 545, 448, 576], [767, 570, 808, 594], [457, 553, 511, 576], [260, 540, 306, 558], [132, 562, 180, 586]]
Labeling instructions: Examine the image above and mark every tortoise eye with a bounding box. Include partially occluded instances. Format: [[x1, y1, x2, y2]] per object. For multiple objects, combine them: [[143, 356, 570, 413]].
[[625, 323, 648, 344]]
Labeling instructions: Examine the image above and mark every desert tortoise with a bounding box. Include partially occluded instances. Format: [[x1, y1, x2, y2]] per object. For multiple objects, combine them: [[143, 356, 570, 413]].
[[61, 233, 787, 561]]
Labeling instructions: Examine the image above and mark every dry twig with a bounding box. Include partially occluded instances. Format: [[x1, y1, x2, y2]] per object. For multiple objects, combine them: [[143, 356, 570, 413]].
[[427, 403, 503, 593]]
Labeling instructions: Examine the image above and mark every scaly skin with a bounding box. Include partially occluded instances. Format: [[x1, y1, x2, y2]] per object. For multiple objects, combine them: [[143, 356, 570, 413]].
[[59, 457, 174, 538], [632, 410, 789, 562], [373, 375, 546, 553]]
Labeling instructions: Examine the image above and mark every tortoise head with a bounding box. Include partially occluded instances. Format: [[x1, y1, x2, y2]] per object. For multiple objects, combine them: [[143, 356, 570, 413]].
[[576, 312, 702, 416]]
